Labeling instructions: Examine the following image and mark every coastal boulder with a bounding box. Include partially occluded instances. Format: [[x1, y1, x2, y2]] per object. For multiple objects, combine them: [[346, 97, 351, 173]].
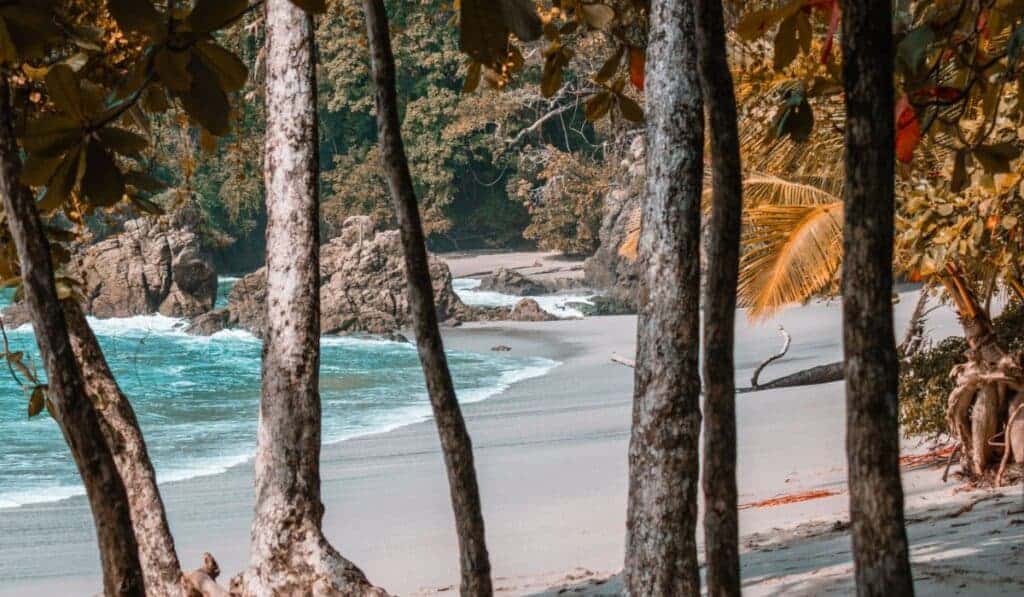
[[196, 217, 469, 337], [76, 204, 217, 318], [478, 267, 549, 296], [508, 298, 558, 322], [3, 200, 217, 327]]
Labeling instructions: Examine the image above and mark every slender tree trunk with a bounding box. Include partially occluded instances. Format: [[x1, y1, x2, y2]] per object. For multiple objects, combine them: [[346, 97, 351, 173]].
[[695, 1, 743, 594], [63, 301, 184, 596], [362, 1, 492, 594], [624, 1, 704, 594], [840, 2, 915, 595], [234, 2, 380, 594], [0, 79, 144, 596]]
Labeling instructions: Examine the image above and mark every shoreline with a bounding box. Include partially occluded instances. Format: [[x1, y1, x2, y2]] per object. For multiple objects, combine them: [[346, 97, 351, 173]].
[[0, 289, 1020, 595]]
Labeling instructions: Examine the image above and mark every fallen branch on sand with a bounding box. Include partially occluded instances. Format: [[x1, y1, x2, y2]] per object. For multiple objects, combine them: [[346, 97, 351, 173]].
[[611, 354, 636, 368], [750, 326, 791, 389], [738, 489, 841, 510]]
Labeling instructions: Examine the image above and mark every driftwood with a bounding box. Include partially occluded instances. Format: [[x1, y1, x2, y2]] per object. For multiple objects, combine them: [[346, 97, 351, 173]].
[[738, 362, 844, 393], [749, 326, 791, 389]]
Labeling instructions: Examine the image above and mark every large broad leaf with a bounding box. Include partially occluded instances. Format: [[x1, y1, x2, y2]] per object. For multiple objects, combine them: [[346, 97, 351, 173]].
[[289, 0, 327, 14], [97, 127, 149, 159], [195, 41, 249, 92], [38, 146, 82, 212], [773, 92, 814, 142], [154, 48, 193, 93], [897, 26, 936, 76], [461, 0, 511, 68], [973, 142, 1021, 174], [773, 14, 799, 70], [1, 3, 62, 59], [124, 171, 167, 193], [81, 143, 125, 207], [0, 17, 16, 63], [22, 115, 82, 157], [45, 64, 84, 121], [178, 58, 231, 136], [20, 153, 63, 187], [499, 0, 542, 40], [106, 0, 164, 38], [189, 0, 247, 33]]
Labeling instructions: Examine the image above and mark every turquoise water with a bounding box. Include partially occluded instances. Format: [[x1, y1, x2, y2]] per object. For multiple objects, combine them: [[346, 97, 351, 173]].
[[0, 280, 556, 508]]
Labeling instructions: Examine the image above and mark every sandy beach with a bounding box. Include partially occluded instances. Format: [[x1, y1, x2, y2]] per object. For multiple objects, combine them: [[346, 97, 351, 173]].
[[0, 277, 1021, 594]]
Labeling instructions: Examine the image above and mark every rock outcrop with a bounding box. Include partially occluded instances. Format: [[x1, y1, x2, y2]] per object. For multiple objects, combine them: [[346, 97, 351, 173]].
[[188, 216, 471, 337], [3, 201, 217, 327], [583, 136, 644, 310], [478, 267, 550, 296], [508, 298, 558, 322]]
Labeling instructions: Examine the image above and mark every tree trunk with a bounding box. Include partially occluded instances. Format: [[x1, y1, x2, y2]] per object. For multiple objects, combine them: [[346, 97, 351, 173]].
[[234, 2, 380, 594], [695, 0, 743, 594], [624, 1, 704, 594], [0, 79, 144, 596], [63, 301, 184, 596], [362, 1, 492, 594], [840, 2, 915, 595]]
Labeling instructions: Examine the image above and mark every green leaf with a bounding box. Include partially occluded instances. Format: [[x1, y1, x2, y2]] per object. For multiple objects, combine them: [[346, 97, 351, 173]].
[[45, 64, 84, 121], [289, 0, 327, 14], [177, 59, 231, 136], [28, 386, 44, 418], [773, 14, 799, 70], [154, 48, 193, 93], [20, 153, 63, 187], [129, 195, 166, 215], [580, 4, 615, 30], [81, 143, 125, 207], [195, 41, 249, 92], [499, 0, 542, 41], [463, 61, 482, 93], [585, 91, 612, 122], [595, 46, 624, 84], [38, 146, 82, 212], [617, 94, 644, 123], [973, 142, 1020, 174], [97, 127, 149, 159], [897, 26, 935, 76], [22, 115, 82, 157], [0, 17, 17, 63], [124, 171, 167, 193], [773, 92, 814, 142], [142, 86, 170, 113], [189, 0, 247, 33], [106, 0, 165, 38]]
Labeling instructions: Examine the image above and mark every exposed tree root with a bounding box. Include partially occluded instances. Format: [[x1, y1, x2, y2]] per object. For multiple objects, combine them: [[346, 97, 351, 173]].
[[231, 526, 387, 597]]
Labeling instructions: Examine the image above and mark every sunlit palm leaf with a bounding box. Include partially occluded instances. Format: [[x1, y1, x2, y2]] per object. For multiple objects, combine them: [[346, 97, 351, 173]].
[[739, 202, 844, 318]]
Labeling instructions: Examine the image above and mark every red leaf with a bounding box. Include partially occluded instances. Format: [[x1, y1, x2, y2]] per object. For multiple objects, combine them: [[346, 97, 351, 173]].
[[629, 46, 644, 91], [819, 0, 841, 64], [895, 95, 921, 164], [912, 85, 963, 102], [976, 9, 989, 40]]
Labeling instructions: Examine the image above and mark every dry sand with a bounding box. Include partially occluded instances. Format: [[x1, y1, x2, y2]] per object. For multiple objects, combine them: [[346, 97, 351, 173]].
[[0, 279, 1021, 595]]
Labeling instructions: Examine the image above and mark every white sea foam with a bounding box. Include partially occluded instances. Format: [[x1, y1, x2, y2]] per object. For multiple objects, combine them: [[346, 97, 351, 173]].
[[453, 277, 596, 318]]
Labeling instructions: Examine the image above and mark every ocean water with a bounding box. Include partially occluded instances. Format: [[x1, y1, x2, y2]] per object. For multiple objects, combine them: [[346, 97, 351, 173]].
[[453, 278, 595, 318], [0, 280, 557, 509]]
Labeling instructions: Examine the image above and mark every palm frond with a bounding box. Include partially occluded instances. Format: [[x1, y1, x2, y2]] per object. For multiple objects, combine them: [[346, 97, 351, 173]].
[[738, 202, 844, 318], [742, 173, 842, 206]]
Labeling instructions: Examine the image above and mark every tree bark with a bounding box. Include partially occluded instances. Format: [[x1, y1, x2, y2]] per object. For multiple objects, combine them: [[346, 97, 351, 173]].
[[234, 2, 380, 594], [362, 1, 492, 595], [63, 301, 184, 596], [624, 1, 704, 594], [695, 0, 743, 594], [840, 2, 915, 595], [0, 79, 144, 596]]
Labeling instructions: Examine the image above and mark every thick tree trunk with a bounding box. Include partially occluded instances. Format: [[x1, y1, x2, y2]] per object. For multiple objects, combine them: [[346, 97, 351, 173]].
[[63, 301, 184, 596], [0, 80, 144, 596], [234, 2, 380, 594], [362, 1, 492, 594], [695, 1, 743, 594], [623, 1, 704, 594], [840, 2, 915, 595]]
